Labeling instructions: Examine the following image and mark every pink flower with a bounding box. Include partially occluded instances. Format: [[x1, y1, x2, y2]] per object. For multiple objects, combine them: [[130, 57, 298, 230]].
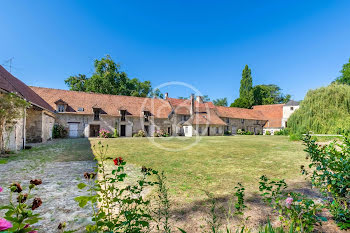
[[0, 218, 13, 231], [285, 197, 293, 209], [0, 186, 3, 192]]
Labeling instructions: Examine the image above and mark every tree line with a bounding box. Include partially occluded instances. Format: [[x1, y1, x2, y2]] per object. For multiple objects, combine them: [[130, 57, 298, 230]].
[[65, 55, 350, 109]]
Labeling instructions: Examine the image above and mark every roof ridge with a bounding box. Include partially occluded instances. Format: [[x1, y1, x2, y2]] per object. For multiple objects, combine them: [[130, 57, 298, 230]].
[[30, 86, 166, 101]]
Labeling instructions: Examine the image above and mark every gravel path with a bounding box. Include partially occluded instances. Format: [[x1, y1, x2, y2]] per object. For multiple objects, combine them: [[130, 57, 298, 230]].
[[0, 139, 97, 233]]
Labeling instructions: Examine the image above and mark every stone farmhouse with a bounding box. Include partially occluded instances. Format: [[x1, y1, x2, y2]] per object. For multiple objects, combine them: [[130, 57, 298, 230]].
[[0, 65, 55, 151], [0, 65, 299, 151]]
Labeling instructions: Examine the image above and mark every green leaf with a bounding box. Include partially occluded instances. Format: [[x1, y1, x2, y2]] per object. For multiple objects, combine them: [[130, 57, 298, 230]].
[[77, 183, 87, 189], [178, 228, 188, 233]]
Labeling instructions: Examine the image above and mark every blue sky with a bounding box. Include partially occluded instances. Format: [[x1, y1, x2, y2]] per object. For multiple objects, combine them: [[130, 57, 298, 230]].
[[1, 0, 350, 103]]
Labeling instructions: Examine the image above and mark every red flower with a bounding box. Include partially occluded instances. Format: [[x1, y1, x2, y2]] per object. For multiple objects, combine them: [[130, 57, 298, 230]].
[[30, 179, 42, 186], [31, 197, 42, 210], [113, 157, 123, 166]]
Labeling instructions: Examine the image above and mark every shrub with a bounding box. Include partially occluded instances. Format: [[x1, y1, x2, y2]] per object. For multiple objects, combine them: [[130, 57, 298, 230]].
[[0, 179, 44, 232], [52, 123, 68, 138], [302, 134, 350, 229], [259, 175, 324, 232], [245, 131, 253, 135], [224, 130, 232, 135], [265, 131, 271, 135], [153, 129, 169, 137], [113, 128, 119, 138], [237, 129, 244, 135], [133, 130, 146, 137], [275, 129, 289, 135], [99, 129, 112, 138], [75, 142, 158, 232]]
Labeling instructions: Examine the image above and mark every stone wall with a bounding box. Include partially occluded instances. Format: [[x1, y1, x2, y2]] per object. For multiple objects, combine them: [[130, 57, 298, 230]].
[[55, 114, 173, 138], [222, 118, 265, 135], [42, 112, 55, 142], [26, 108, 43, 143], [2, 109, 25, 151]]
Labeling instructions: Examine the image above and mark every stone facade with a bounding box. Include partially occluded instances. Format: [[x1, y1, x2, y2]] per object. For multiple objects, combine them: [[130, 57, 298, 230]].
[[26, 107, 55, 143], [221, 117, 265, 135], [2, 109, 26, 151]]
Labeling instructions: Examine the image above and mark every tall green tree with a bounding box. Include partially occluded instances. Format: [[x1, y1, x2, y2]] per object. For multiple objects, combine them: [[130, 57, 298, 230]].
[[65, 55, 152, 97], [334, 58, 350, 85], [213, 98, 228, 106], [231, 65, 254, 108], [253, 84, 291, 105], [288, 84, 350, 134]]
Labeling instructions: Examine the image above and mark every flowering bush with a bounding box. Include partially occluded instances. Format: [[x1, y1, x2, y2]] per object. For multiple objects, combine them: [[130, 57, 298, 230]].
[[153, 130, 169, 137], [133, 130, 146, 137], [259, 175, 324, 232], [99, 129, 113, 138], [0, 180, 43, 233], [302, 134, 350, 229], [75, 142, 158, 232]]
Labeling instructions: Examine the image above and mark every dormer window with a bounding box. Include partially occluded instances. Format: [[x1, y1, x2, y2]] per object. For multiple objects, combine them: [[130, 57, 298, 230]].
[[93, 109, 100, 121], [57, 105, 65, 112], [181, 115, 190, 121], [55, 99, 67, 113], [144, 111, 150, 122], [121, 110, 126, 121]]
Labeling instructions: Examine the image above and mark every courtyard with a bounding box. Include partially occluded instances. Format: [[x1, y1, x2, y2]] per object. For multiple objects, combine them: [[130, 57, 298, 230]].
[[2, 135, 340, 232]]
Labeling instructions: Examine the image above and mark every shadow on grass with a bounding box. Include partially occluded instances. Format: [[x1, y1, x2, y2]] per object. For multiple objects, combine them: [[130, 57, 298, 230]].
[[168, 180, 328, 232]]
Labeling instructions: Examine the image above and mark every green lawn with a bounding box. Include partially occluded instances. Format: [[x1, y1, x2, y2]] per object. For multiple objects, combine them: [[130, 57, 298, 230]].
[[90, 136, 308, 204]]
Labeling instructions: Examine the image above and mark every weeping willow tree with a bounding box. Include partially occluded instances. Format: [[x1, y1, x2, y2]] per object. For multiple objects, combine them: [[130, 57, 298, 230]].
[[288, 84, 350, 135]]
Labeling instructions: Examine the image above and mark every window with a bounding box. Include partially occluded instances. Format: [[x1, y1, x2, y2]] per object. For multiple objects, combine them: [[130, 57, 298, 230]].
[[216, 127, 219, 134], [57, 105, 65, 112], [121, 110, 126, 121], [198, 127, 202, 134], [241, 119, 245, 124], [78, 107, 84, 112], [226, 118, 229, 123], [168, 127, 171, 134], [290, 107, 294, 111], [94, 109, 100, 121], [144, 111, 150, 122], [256, 120, 259, 125], [181, 115, 189, 121]]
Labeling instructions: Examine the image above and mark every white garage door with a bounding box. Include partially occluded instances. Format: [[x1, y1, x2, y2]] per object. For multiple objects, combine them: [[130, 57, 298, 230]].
[[69, 123, 79, 137]]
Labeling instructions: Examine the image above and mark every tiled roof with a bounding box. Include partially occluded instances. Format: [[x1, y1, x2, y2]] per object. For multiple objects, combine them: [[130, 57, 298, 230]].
[[184, 110, 227, 126], [215, 106, 267, 120], [0, 65, 53, 111], [252, 104, 284, 128], [167, 97, 215, 115], [30, 87, 172, 118]]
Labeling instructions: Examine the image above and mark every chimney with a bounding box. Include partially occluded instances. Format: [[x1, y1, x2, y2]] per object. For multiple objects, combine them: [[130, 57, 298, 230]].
[[165, 92, 168, 99], [190, 94, 194, 116], [196, 96, 203, 103]]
